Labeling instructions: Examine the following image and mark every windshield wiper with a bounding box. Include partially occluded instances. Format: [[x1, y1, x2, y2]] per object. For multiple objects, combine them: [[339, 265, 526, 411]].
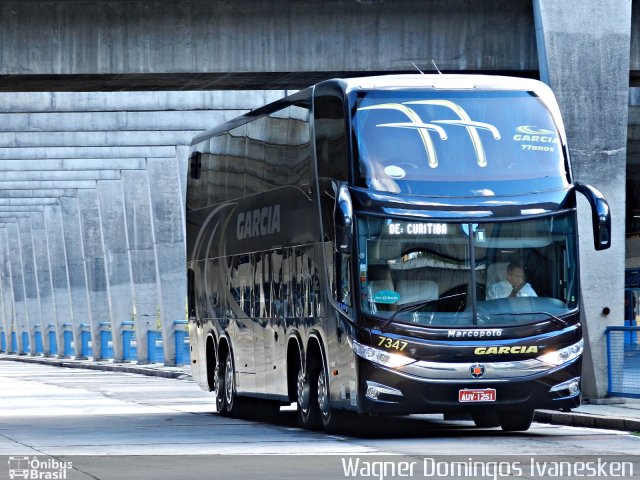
[[380, 292, 465, 332], [487, 311, 569, 328]]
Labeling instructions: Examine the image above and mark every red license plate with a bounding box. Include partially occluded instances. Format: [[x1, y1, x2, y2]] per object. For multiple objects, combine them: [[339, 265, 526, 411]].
[[458, 388, 497, 402]]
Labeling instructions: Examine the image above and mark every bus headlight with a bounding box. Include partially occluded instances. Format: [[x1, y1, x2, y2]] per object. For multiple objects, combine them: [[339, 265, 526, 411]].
[[537, 339, 583, 366], [353, 340, 416, 368]]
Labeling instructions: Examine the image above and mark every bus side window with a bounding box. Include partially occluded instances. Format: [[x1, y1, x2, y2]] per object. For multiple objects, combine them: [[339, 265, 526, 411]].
[[337, 254, 352, 308], [314, 95, 348, 181]]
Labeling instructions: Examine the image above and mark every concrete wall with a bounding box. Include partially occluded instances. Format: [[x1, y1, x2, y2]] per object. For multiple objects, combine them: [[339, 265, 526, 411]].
[[0, 90, 285, 364], [0, 0, 537, 90]]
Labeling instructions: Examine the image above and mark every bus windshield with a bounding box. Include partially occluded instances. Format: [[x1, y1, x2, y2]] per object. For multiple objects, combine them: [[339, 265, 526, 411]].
[[357, 212, 578, 327], [352, 90, 569, 197]]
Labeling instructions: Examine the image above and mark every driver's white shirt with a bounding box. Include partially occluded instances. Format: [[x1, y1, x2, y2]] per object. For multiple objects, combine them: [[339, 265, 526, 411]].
[[486, 280, 537, 300]]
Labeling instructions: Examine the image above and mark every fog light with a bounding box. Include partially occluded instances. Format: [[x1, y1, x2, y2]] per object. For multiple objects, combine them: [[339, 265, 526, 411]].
[[549, 376, 581, 396], [569, 381, 580, 395], [365, 381, 403, 401], [366, 386, 380, 400]]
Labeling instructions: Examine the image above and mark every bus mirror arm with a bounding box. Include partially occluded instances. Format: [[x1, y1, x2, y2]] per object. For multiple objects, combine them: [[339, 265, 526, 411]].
[[574, 182, 611, 251], [335, 182, 353, 254]]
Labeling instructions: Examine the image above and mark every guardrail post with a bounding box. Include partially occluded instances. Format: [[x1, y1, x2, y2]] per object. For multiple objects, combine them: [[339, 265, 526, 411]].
[[121, 321, 137, 362], [147, 330, 164, 363], [99, 322, 113, 359], [21, 331, 30, 355], [80, 323, 92, 359], [174, 320, 190, 365], [62, 323, 74, 357], [46, 323, 58, 356], [10, 330, 17, 354], [34, 324, 43, 355]]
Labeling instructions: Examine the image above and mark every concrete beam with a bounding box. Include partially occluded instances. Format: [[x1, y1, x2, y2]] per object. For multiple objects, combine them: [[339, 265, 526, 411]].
[[0, 111, 243, 133], [0, 91, 284, 113], [0, 146, 174, 159], [0, 159, 146, 171], [0, 171, 120, 181], [0, 0, 537, 90]]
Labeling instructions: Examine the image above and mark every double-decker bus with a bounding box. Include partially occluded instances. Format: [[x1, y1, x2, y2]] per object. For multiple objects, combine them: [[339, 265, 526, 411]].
[[186, 75, 610, 432]]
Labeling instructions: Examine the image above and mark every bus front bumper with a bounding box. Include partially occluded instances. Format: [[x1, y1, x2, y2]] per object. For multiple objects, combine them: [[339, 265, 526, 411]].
[[356, 357, 582, 414]]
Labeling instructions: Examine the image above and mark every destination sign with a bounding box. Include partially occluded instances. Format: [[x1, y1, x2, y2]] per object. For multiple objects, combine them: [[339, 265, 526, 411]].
[[387, 222, 448, 236]]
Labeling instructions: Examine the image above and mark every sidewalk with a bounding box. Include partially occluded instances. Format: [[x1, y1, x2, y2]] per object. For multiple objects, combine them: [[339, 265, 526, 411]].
[[2, 353, 639, 432]]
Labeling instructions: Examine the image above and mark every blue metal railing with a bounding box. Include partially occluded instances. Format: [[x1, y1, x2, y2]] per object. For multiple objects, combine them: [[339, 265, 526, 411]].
[[606, 326, 640, 397], [0, 321, 190, 366]]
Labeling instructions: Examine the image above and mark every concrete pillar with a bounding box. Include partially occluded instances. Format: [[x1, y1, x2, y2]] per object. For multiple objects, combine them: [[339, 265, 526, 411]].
[[0, 227, 15, 352], [31, 212, 56, 355], [77, 189, 112, 360], [121, 169, 159, 363], [59, 195, 92, 359], [6, 222, 29, 354], [534, 0, 632, 397], [44, 204, 73, 358], [97, 179, 133, 362], [17, 217, 42, 355], [146, 156, 187, 366], [0, 227, 8, 351]]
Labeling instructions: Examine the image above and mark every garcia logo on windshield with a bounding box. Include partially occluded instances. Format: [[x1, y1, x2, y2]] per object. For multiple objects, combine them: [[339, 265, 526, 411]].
[[513, 125, 558, 152]]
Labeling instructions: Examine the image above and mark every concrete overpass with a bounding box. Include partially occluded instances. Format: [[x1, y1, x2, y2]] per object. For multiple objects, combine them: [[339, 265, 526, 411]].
[[0, 0, 635, 399]]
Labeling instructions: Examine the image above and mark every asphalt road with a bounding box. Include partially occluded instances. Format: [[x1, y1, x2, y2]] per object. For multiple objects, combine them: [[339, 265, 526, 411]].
[[0, 361, 638, 480]]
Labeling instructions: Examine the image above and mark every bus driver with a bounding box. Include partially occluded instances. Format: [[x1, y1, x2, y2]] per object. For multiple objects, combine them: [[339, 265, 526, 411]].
[[486, 262, 537, 300]]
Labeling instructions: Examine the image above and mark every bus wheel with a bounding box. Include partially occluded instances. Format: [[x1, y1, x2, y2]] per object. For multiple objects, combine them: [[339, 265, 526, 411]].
[[497, 409, 534, 432], [317, 362, 345, 432], [214, 353, 228, 416], [223, 352, 246, 418], [471, 411, 500, 428], [297, 362, 321, 429]]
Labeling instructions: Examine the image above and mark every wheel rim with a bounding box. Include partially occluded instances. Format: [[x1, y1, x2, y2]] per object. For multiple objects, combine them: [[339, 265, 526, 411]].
[[317, 368, 329, 416], [297, 367, 309, 412], [225, 355, 234, 406], [213, 362, 221, 397]]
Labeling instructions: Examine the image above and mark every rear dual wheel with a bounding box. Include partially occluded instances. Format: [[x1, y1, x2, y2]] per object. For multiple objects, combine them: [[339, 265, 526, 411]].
[[216, 349, 248, 418], [297, 353, 353, 432]]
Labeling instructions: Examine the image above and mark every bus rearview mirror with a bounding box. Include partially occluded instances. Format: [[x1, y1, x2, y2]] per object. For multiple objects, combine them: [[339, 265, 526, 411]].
[[574, 182, 611, 251], [335, 183, 353, 254]]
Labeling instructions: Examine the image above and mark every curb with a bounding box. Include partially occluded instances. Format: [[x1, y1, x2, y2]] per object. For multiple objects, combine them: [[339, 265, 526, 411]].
[[0, 354, 192, 380], [534, 409, 640, 432]]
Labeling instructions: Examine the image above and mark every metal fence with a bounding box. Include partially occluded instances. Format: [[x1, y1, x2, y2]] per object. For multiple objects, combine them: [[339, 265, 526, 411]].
[[0, 320, 191, 366], [606, 326, 640, 397]]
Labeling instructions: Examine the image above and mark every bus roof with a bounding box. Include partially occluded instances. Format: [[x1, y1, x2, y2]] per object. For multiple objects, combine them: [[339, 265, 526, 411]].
[[191, 74, 562, 146], [335, 74, 553, 95]]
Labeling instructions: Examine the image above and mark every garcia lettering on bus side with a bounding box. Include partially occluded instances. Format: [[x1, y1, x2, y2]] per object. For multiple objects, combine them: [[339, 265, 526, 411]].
[[236, 204, 281, 240]]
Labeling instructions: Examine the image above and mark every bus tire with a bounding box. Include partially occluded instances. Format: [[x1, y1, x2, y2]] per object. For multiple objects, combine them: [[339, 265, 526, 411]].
[[297, 360, 322, 429], [497, 409, 534, 432], [318, 361, 352, 433], [222, 350, 247, 418], [214, 349, 227, 416], [471, 411, 500, 428]]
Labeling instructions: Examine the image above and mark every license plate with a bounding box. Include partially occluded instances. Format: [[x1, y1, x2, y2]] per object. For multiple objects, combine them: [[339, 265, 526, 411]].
[[458, 388, 497, 402]]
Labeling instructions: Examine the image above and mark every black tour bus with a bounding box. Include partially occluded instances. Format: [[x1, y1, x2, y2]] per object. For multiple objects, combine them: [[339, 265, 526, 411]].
[[186, 75, 611, 432]]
